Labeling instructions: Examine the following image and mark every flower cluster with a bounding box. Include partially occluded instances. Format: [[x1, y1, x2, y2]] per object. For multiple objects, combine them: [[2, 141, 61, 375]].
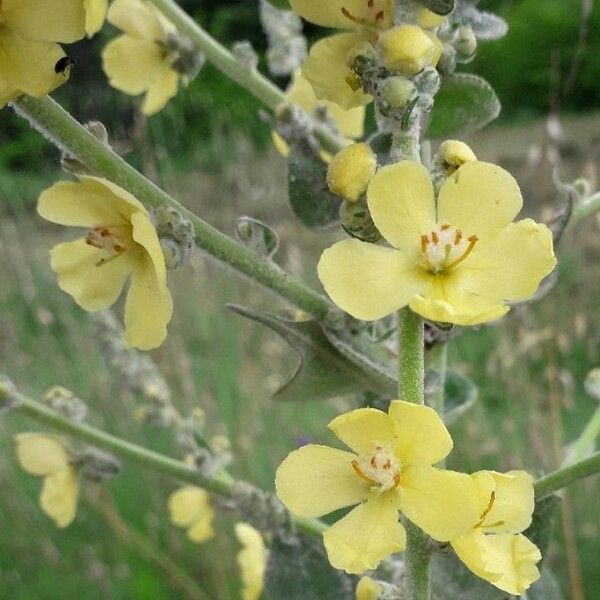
[[319, 142, 556, 326], [275, 401, 541, 593], [0, 0, 107, 107]]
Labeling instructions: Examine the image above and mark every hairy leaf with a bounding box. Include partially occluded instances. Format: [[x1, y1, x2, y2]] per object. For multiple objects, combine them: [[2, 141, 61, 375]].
[[235, 216, 279, 258]]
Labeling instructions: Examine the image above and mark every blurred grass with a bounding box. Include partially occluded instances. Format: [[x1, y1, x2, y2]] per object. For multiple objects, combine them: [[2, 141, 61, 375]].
[[1, 115, 600, 600]]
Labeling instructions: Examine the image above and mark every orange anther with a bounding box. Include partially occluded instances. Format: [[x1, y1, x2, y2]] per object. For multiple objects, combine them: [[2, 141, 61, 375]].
[[351, 460, 379, 486], [421, 235, 429, 253], [431, 231, 439, 244], [441, 223, 451, 231], [454, 229, 463, 245], [447, 234, 478, 269]]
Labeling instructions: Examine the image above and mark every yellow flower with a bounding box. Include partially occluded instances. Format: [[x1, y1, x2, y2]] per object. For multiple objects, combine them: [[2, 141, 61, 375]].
[[275, 401, 478, 574], [0, 0, 105, 107], [168, 486, 215, 543], [37, 176, 173, 350], [15, 433, 80, 528], [235, 522, 268, 600], [438, 140, 477, 168], [451, 470, 542, 595], [273, 70, 366, 160], [327, 143, 377, 201], [356, 576, 382, 600], [102, 0, 181, 115], [84, 0, 109, 37], [318, 161, 556, 325], [378, 25, 442, 75], [290, 0, 394, 108]]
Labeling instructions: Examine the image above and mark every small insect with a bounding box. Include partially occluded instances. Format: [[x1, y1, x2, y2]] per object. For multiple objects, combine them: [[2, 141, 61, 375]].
[[54, 56, 74, 76]]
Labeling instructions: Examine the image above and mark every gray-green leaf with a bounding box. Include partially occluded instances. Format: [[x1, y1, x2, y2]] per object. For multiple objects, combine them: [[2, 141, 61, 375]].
[[235, 216, 279, 258]]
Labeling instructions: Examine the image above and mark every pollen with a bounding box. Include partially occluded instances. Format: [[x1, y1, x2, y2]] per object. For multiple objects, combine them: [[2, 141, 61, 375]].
[[420, 224, 478, 274], [85, 226, 129, 265], [351, 445, 402, 492]]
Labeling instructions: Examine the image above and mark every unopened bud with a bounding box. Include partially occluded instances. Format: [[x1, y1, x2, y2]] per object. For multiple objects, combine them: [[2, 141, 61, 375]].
[[380, 76, 416, 109], [379, 26, 442, 76], [232, 40, 259, 71], [79, 449, 121, 482], [418, 8, 446, 29], [346, 41, 377, 73], [211, 434, 231, 454], [0, 375, 19, 414], [436, 44, 456, 74], [439, 140, 477, 168], [61, 121, 110, 175], [327, 143, 377, 202], [339, 196, 381, 243], [456, 26, 477, 58], [573, 178, 592, 199], [43, 386, 88, 423], [153, 206, 195, 269], [165, 33, 205, 80]]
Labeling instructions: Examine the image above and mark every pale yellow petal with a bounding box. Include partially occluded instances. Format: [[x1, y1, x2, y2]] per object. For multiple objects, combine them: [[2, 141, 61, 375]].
[[289, 0, 389, 29], [235, 523, 268, 600], [1, 0, 86, 43], [84, 0, 108, 36], [323, 493, 406, 574], [303, 33, 372, 110], [455, 219, 556, 303], [141, 66, 179, 115], [328, 407, 396, 455], [318, 239, 428, 321], [367, 161, 436, 252], [15, 433, 70, 476], [275, 445, 368, 518], [130, 211, 167, 291], [473, 470, 535, 534], [409, 275, 509, 326], [168, 486, 211, 527], [107, 0, 166, 40], [188, 515, 215, 543], [451, 529, 499, 583], [40, 467, 80, 528], [124, 255, 173, 350], [50, 239, 133, 311], [356, 576, 382, 600], [479, 534, 541, 595], [437, 162, 523, 241], [102, 35, 166, 95], [38, 178, 139, 228], [398, 466, 479, 541], [0, 30, 67, 97], [387, 401, 453, 465]]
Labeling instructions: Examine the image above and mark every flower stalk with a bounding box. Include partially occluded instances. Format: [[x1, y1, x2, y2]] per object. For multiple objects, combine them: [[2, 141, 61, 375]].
[[535, 450, 600, 500]]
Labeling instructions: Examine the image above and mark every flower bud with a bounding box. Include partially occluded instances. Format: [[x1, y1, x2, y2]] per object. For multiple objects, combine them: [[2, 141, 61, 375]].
[[418, 8, 446, 30], [43, 386, 88, 423], [79, 449, 121, 483], [439, 140, 477, 167], [0, 375, 19, 414], [346, 41, 378, 73], [327, 143, 377, 202], [456, 25, 477, 59], [380, 76, 416, 109], [436, 44, 457, 74], [378, 25, 442, 76], [153, 206, 195, 269]]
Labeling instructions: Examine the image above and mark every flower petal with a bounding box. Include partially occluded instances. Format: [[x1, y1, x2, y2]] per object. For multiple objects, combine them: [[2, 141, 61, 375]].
[[483, 534, 541, 595], [318, 239, 427, 321], [275, 445, 368, 518], [323, 493, 406, 574], [107, 0, 167, 40], [1, 0, 86, 43], [130, 211, 167, 291], [124, 255, 173, 350], [451, 529, 499, 583], [367, 161, 436, 252], [50, 238, 133, 311], [356, 576, 383, 600], [168, 486, 211, 527], [409, 275, 509, 326], [303, 33, 372, 109], [38, 178, 141, 228], [83, 0, 108, 37], [0, 30, 66, 97], [437, 162, 523, 241], [102, 35, 166, 96], [456, 219, 556, 303], [473, 470, 535, 534], [289, 0, 386, 29], [328, 407, 397, 455], [141, 66, 179, 115], [388, 401, 453, 465], [235, 523, 268, 600], [398, 466, 479, 541], [40, 467, 80, 528], [15, 433, 69, 476]]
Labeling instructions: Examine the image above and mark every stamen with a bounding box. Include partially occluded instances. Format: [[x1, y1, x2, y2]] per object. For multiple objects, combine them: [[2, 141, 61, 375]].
[[475, 490, 496, 528], [454, 229, 463, 245], [341, 7, 366, 25], [441, 224, 451, 231], [391, 473, 402, 491], [431, 231, 439, 244], [446, 234, 478, 269], [421, 235, 429, 254], [375, 10, 384, 21], [368, 0, 374, 7], [351, 459, 379, 486]]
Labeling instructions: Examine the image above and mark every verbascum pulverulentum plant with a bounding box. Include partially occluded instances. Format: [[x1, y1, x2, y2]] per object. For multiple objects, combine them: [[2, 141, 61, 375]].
[[4, 0, 600, 599], [0, 0, 107, 107]]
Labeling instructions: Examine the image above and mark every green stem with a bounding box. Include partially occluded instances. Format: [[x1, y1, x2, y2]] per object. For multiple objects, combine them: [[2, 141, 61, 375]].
[[565, 406, 600, 465], [571, 191, 600, 224], [425, 343, 447, 416], [398, 308, 430, 600], [535, 451, 600, 499], [147, 0, 343, 155], [10, 95, 331, 321], [13, 393, 327, 537]]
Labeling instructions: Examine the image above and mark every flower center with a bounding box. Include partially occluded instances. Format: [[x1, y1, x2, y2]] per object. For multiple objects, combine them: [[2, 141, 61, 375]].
[[341, 0, 392, 29], [420, 224, 478, 274], [351, 445, 401, 492], [85, 226, 129, 265]]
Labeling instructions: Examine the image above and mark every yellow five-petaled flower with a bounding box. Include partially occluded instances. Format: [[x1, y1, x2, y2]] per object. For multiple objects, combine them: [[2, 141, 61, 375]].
[[168, 486, 216, 543], [38, 175, 173, 350], [318, 161, 557, 326], [0, 0, 107, 107], [275, 401, 479, 574]]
